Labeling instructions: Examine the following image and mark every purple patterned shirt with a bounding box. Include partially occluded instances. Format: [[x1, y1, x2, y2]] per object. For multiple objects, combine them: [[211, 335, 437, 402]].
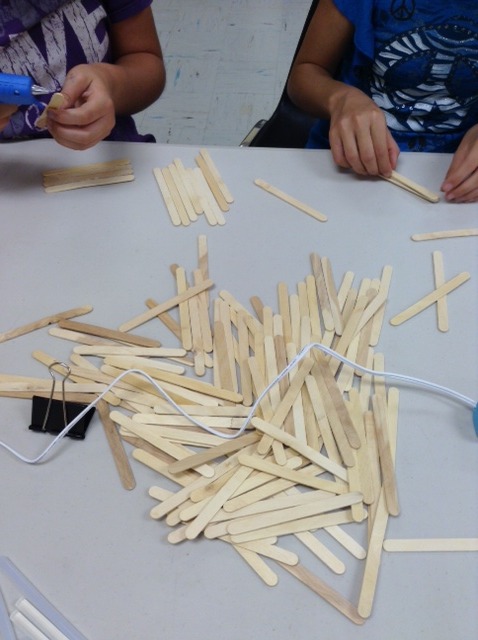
[[0, 0, 155, 141]]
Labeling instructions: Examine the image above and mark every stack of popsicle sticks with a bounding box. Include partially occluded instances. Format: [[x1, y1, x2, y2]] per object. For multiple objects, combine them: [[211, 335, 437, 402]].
[[5, 234, 433, 624], [154, 149, 234, 226], [43, 158, 134, 193]]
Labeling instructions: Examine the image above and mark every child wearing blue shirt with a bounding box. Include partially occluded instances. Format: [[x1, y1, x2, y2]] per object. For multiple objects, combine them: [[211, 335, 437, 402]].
[[288, 0, 478, 203]]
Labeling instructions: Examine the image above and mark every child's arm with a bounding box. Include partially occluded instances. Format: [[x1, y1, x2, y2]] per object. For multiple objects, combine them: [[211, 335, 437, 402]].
[[47, 6, 165, 150], [0, 105, 17, 132], [287, 0, 399, 177], [441, 125, 478, 203]]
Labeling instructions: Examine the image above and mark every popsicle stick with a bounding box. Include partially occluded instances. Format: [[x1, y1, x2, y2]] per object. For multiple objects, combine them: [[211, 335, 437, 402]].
[[191, 167, 222, 225], [278, 563, 364, 625], [199, 148, 234, 203], [325, 524, 367, 559], [372, 395, 399, 516], [294, 531, 345, 574], [118, 278, 214, 332], [235, 540, 298, 566], [252, 417, 348, 482], [432, 251, 448, 332], [174, 159, 203, 214], [230, 510, 354, 544], [185, 465, 253, 539], [237, 453, 347, 494], [383, 538, 478, 552], [381, 170, 440, 203], [311, 253, 334, 331], [254, 179, 327, 222], [227, 491, 362, 535], [35, 92, 66, 128], [389, 271, 470, 326], [412, 228, 478, 241], [58, 319, 160, 347], [357, 490, 389, 618], [195, 154, 230, 212], [168, 431, 260, 474], [73, 345, 185, 357], [97, 400, 136, 490], [0, 305, 92, 344], [153, 167, 181, 225], [232, 545, 279, 586], [43, 157, 133, 192], [162, 166, 190, 225], [322, 256, 344, 335], [169, 162, 198, 222]]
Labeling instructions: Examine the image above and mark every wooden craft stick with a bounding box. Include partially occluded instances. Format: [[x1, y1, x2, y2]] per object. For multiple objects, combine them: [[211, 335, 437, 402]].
[[73, 346, 185, 357], [195, 153, 230, 212], [168, 431, 260, 474], [226, 491, 362, 535], [199, 148, 234, 203], [411, 228, 478, 241], [432, 251, 448, 332], [372, 395, 399, 516], [237, 453, 347, 494], [230, 510, 354, 544], [278, 563, 364, 625], [169, 162, 198, 222], [97, 400, 136, 490], [325, 524, 367, 559], [294, 531, 345, 574], [57, 319, 160, 347], [119, 278, 214, 332], [191, 167, 224, 225], [162, 166, 190, 226], [322, 256, 344, 335], [0, 305, 92, 344], [174, 159, 203, 214], [389, 271, 470, 326], [311, 253, 334, 331], [43, 157, 134, 192], [254, 179, 327, 222], [381, 170, 440, 203], [234, 540, 298, 566], [232, 544, 279, 586], [153, 167, 181, 225], [383, 538, 478, 552], [35, 92, 66, 128], [252, 417, 348, 482]]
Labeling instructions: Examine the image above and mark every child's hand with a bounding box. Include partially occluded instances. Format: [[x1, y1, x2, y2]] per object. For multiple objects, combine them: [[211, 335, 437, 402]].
[[441, 125, 478, 203], [328, 87, 399, 177], [0, 104, 18, 131], [46, 65, 116, 150]]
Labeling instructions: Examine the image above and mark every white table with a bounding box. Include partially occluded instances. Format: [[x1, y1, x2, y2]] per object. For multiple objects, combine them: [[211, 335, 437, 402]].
[[0, 140, 477, 640]]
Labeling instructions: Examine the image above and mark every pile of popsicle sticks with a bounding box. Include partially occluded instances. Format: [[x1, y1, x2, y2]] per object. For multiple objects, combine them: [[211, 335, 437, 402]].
[[0, 235, 417, 624], [20, 235, 402, 624], [154, 149, 234, 226]]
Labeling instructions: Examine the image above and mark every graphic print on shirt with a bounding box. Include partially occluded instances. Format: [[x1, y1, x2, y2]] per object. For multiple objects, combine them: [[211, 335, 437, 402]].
[[0, 0, 109, 137], [370, 16, 478, 136]]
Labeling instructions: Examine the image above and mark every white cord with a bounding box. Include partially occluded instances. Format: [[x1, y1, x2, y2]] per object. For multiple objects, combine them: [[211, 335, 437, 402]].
[[1, 342, 476, 464]]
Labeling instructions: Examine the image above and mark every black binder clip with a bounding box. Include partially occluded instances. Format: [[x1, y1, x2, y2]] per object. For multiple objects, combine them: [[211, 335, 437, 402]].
[[29, 362, 95, 440]]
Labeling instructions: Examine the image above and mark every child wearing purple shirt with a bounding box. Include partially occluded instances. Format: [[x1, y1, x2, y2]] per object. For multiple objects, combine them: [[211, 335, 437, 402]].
[[0, 0, 165, 149]]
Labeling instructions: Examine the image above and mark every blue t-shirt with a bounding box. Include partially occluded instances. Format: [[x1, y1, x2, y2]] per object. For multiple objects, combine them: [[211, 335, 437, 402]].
[[0, 0, 154, 142], [307, 0, 478, 152]]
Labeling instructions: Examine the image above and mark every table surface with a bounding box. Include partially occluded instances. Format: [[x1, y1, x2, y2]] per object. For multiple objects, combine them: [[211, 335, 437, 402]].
[[0, 140, 477, 640]]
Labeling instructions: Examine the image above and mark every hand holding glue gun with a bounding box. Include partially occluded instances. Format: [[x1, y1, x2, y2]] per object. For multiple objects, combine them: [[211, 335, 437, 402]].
[[0, 72, 49, 130]]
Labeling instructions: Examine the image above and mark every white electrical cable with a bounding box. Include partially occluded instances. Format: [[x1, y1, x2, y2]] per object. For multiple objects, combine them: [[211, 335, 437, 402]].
[[1, 342, 476, 465]]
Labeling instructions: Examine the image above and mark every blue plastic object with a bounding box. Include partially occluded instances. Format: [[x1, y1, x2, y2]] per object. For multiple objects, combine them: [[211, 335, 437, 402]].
[[0, 72, 43, 106], [473, 403, 478, 437]]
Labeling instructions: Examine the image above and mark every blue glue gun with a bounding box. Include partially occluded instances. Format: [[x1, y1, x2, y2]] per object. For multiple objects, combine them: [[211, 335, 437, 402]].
[[0, 72, 49, 106]]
